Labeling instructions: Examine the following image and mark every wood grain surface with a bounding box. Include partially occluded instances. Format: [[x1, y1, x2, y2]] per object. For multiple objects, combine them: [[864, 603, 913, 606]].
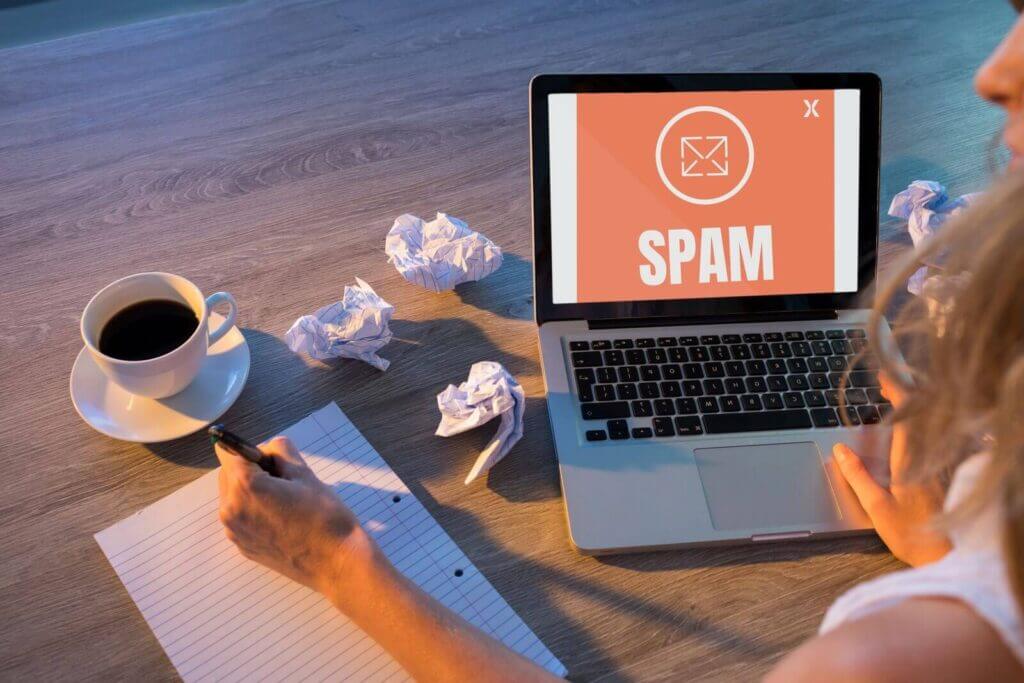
[[0, 1, 1014, 680]]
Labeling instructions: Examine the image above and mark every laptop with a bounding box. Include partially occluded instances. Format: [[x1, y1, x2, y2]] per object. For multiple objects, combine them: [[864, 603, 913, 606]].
[[530, 73, 890, 554]]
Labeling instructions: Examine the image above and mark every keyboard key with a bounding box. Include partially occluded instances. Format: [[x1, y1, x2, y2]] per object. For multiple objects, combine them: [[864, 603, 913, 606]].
[[828, 372, 845, 388], [710, 345, 730, 361], [767, 359, 788, 375], [618, 366, 639, 383], [725, 378, 745, 394], [703, 379, 725, 395], [742, 333, 764, 342], [636, 338, 655, 348], [657, 337, 678, 346], [597, 368, 617, 383], [669, 347, 688, 363], [826, 329, 845, 339], [690, 347, 709, 361], [616, 384, 638, 400], [575, 368, 595, 385], [698, 396, 720, 413], [783, 392, 806, 408], [831, 339, 851, 355], [720, 396, 741, 412], [570, 341, 590, 350], [824, 389, 840, 406], [846, 328, 866, 338], [585, 429, 607, 441], [858, 405, 881, 424], [705, 362, 725, 378], [792, 341, 812, 357], [845, 388, 868, 405], [674, 416, 704, 436], [730, 344, 752, 360], [646, 348, 668, 364], [786, 358, 808, 373], [683, 363, 704, 379], [867, 387, 889, 404], [812, 340, 833, 356], [679, 336, 699, 346], [765, 332, 784, 342], [682, 380, 704, 396], [722, 334, 742, 344], [581, 402, 630, 420], [725, 361, 746, 377], [604, 350, 625, 366], [703, 409, 811, 433], [639, 382, 660, 399], [787, 375, 809, 391], [613, 339, 634, 349], [771, 342, 792, 358], [595, 385, 616, 401], [640, 365, 661, 381], [577, 384, 594, 402], [809, 372, 830, 389], [632, 427, 654, 439], [660, 381, 682, 397], [806, 330, 825, 340], [700, 335, 721, 344], [631, 400, 654, 417], [878, 402, 893, 418], [662, 364, 682, 380], [767, 376, 788, 392], [803, 390, 826, 407], [653, 417, 675, 436], [745, 376, 768, 393], [827, 356, 847, 372], [745, 360, 768, 375], [810, 408, 840, 428], [849, 371, 879, 387], [592, 340, 611, 350], [808, 357, 829, 373], [763, 393, 784, 410], [608, 419, 630, 439], [741, 394, 764, 411], [838, 405, 861, 425], [572, 351, 603, 368], [626, 349, 646, 364], [654, 399, 675, 416], [676, 397, 698, 414], [785, 331, 804, 341]]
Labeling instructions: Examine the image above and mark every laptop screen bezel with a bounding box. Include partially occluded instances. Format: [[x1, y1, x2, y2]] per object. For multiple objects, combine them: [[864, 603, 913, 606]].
[[530, 73, 881, 326]]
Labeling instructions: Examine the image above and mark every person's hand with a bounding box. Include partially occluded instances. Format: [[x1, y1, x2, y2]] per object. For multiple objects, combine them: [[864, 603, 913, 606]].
[[216, 436, 376, 598], [832, 375, 952, 567]]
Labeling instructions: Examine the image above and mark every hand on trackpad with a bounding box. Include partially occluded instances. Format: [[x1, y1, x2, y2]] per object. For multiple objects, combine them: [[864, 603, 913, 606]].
[[693, 442, 841, 531]]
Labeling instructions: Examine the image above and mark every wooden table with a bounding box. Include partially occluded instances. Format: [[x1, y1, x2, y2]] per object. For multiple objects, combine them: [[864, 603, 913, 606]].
[[0, 1, 1013, 679]]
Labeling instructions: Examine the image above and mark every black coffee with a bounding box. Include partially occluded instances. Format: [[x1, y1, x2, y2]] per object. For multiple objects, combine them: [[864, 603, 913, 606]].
[[99, 299, 199, 361]]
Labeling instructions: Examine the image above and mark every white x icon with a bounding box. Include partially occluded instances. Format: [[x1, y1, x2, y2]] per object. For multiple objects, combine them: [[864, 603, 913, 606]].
[[803, 98, 820, 118]]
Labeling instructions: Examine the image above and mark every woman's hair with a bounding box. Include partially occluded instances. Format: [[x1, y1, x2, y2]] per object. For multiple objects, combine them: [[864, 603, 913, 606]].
[[866, 170, 1024, 603]]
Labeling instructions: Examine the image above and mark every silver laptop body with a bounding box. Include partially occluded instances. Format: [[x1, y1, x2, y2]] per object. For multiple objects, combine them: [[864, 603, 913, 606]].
[[530, 73, 890, 554]]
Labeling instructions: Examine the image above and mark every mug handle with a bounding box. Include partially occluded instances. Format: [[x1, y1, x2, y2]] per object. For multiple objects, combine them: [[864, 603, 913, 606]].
[[205, 291, 238, 346]]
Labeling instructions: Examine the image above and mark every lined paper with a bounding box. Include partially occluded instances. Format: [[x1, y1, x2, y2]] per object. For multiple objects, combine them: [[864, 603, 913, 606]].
[[96, 402, 566, 682]]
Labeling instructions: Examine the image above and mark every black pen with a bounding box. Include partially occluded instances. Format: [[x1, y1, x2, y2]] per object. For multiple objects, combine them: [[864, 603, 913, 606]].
[[208, 424, 278, 476]]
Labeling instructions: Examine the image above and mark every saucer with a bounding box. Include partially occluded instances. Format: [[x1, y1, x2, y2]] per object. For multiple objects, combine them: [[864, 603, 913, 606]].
[[70, 313, 250, 443]]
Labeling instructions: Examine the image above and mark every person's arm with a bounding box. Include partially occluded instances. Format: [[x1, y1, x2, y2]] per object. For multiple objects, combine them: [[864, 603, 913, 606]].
[[215, 437, 558, 683]]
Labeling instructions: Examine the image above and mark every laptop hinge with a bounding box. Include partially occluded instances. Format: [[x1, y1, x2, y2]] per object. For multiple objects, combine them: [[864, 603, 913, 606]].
[[587, 309, 838, 330]]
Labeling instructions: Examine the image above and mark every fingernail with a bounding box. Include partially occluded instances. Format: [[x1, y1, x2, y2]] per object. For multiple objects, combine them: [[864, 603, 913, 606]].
[[832, 444, 848, 460]]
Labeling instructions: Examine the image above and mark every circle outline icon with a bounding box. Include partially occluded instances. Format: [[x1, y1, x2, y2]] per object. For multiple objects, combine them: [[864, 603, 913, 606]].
[[655, 105, 755, 206]]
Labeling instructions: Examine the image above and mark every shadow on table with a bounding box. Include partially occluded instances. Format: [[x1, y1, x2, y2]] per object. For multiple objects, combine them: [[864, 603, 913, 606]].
[[454, 252, 534, 321]]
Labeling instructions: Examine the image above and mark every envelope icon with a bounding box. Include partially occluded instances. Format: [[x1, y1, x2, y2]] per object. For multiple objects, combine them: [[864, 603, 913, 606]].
[[680, 135, 729, 177]]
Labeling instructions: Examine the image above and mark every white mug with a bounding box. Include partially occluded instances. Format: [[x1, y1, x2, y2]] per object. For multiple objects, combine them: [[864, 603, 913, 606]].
[[80, 272, 238, 399]]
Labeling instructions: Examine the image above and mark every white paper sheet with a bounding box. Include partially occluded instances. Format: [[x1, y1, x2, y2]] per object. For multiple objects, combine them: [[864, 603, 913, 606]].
[[95, 403, 566, 682], [384, 213, 503, 292]]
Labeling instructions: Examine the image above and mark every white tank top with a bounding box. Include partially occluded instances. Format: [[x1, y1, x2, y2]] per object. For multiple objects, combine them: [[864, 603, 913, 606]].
[[820, 454, 1024, 665]]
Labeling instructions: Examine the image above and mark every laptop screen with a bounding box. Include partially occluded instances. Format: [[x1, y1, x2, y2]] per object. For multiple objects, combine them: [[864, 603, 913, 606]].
[[546, 89, 861, 305]]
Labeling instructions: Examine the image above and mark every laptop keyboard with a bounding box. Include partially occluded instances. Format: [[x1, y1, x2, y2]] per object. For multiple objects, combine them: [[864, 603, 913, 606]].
[[569, 329, 891, 441]]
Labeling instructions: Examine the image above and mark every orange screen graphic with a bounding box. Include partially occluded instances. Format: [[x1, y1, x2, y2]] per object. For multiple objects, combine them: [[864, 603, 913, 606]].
[[575, 90, 838, 303]]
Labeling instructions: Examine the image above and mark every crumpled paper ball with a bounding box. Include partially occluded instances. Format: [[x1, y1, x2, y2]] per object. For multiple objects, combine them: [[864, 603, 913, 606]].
[[435, 361, 525, 484], [385, 212, 503, 292], [284, 278, 394, 371]]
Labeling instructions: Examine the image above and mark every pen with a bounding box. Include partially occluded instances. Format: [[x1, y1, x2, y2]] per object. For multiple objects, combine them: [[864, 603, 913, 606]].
[[208, 424, 278, 476]]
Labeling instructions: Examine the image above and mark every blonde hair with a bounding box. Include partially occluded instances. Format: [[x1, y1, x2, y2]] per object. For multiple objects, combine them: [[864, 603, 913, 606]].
[[866, 170, 1024, 603]]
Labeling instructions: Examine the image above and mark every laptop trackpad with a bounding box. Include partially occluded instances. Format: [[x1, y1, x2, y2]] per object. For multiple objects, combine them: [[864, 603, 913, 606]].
[[693, 442, 841, 531]]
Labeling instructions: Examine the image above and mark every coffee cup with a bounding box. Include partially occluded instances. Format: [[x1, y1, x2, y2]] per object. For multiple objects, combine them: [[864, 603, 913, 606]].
[[80, 272, 238, 398]]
